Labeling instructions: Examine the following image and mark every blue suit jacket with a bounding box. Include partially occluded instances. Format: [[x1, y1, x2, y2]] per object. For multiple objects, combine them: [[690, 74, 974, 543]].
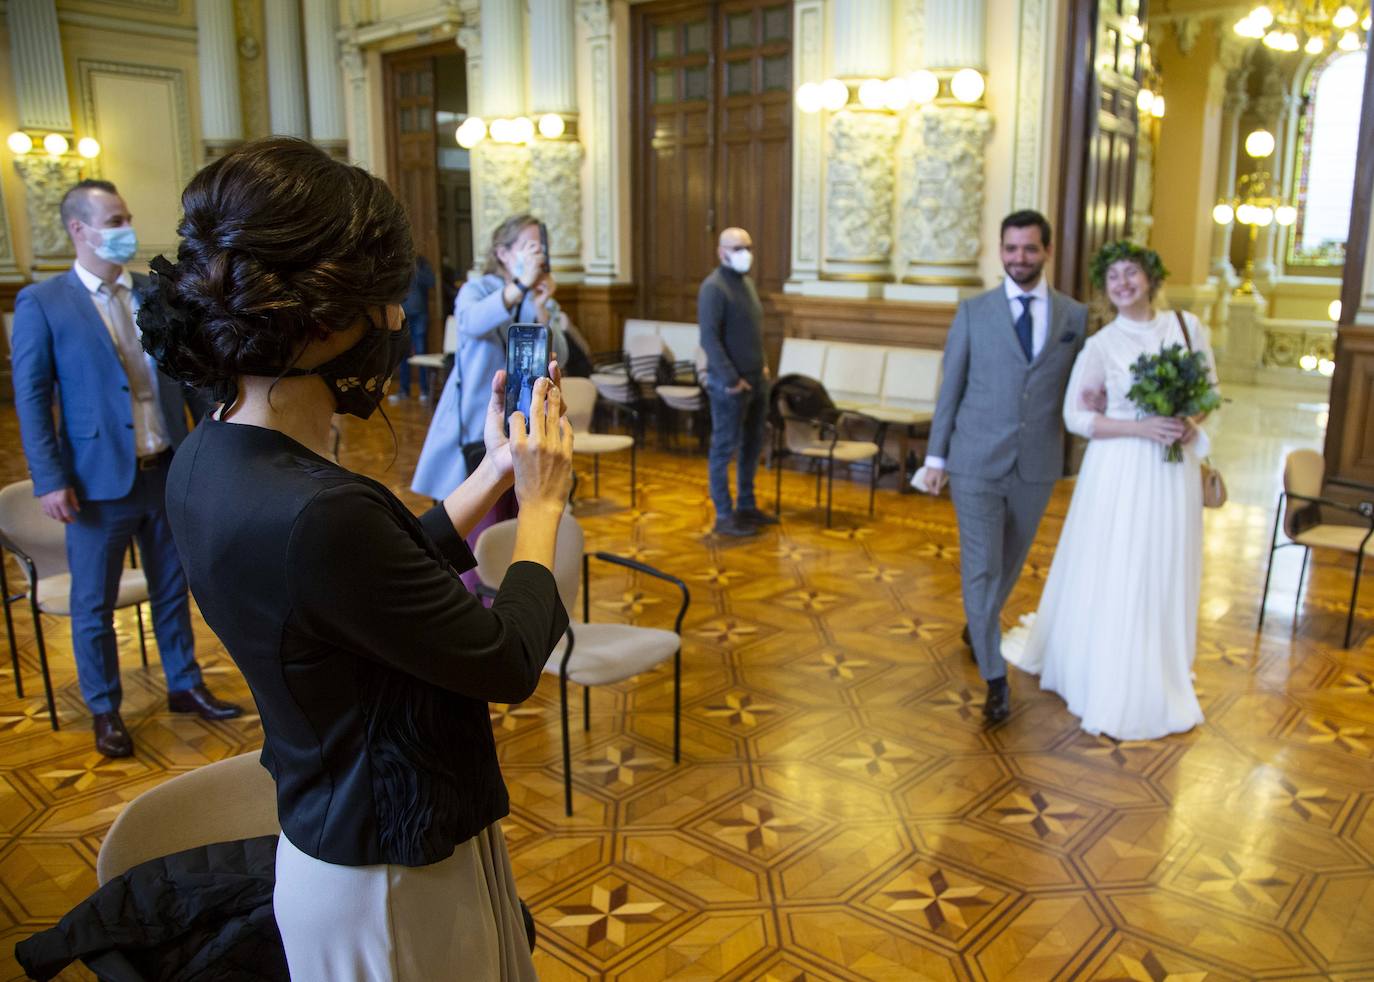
[[12, 269, 201, 501]]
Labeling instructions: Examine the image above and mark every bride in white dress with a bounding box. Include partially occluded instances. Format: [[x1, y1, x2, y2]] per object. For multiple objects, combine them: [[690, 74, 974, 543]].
[[1002, 243, 1213, 740]]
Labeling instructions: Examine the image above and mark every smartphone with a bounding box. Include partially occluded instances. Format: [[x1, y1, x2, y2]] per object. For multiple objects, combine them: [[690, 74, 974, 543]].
[[538, 221, 551, 274], [505, 323, 551, 435]]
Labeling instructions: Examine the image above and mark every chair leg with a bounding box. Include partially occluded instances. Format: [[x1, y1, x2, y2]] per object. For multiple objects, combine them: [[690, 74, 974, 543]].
[[583, 685, 591, 731], [630, 443, 637, 508], [1258, 496, 1283, 633], [673, 647, 681, 764], [1, 560, 22, 698], [29, 597, 58, 731], [775, 450, 783, 517], [1345, 552, 1364, 648], [135, 604, 149, 668], [560, 672, 573, 817], [1294, 548, 1310, 626], [594, 455, 601, 497], [814, 461, 821, 507], [826, 456, 835, 528], [868, 453, 877, 517]]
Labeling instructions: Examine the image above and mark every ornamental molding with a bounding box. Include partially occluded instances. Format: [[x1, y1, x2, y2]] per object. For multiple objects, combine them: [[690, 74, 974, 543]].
[[898, 106, 993, 266], [77, 59, 196, 189], [824, 111, 900, 265], [14, 155, 82, 261], [475, 142, 531, 251], [576, 0, 610, 37], [1011, 0, 1047, 209], [791, 0, 824, 276], [530, 140, 584, 267]]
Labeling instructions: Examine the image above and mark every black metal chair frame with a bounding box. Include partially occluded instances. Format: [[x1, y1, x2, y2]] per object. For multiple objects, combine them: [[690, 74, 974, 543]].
[[0, 536, 148, 730], [655, 359, 711, 454], [771, 410, 883, 528], [1258, 480, 1374, 648]]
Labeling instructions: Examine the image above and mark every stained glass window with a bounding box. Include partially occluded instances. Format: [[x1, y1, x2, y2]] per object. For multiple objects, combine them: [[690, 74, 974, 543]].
[[1289, 49, 1365, 267]]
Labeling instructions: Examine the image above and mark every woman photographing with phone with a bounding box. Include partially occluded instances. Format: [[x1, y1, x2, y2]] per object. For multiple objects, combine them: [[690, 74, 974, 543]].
[[141, 138, 572, 979]]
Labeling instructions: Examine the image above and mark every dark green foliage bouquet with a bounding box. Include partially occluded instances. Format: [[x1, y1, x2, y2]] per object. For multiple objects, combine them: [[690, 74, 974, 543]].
[[1127, 343, 1221, 462]]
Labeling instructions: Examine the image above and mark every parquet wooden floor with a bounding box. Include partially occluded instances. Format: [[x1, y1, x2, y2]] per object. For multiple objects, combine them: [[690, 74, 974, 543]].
[[2, 394, 1373, 981]]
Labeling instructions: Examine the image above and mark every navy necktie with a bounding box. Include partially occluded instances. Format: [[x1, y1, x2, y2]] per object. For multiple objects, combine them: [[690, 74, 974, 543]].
[[1015, 295, 1034, 361]]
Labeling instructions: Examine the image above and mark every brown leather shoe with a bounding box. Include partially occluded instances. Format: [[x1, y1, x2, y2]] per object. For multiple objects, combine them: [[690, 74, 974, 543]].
[[168, 684, 243, 721], [93, 712, 134, 758]]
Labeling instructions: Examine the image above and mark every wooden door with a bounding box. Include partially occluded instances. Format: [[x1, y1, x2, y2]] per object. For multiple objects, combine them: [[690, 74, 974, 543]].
[[634, 0, 792, 323], [384, 51, 443, 345], [1056, 0, 1147, 300]]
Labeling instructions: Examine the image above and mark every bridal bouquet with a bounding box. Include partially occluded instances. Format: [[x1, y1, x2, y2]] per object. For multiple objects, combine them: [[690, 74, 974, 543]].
[[1127, 343, 1221, 462]]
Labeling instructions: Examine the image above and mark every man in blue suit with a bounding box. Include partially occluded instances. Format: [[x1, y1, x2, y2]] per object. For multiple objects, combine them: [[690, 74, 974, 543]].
[[11, 179, 241, 758]]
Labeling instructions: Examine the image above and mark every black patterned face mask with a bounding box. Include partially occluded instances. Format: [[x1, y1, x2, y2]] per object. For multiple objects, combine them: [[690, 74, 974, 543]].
[[280, 322, 410, 419]]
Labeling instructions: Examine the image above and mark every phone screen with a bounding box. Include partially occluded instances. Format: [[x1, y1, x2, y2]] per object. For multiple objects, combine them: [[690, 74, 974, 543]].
[[505, 324, 550, 435]]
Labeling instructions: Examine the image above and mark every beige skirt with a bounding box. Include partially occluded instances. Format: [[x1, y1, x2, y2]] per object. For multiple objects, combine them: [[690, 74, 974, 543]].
[[274, 822, 538, 981]]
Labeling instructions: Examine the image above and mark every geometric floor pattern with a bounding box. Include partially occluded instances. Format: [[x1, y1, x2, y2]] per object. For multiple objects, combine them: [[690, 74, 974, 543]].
[[2, 395, 1373, 980]]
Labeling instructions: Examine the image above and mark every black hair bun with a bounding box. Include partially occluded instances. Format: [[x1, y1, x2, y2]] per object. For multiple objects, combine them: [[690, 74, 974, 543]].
[[138, 254, 227, 391]]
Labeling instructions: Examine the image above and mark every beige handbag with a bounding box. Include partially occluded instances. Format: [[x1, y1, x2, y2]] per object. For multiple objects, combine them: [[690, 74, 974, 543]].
[[1176, 311, 1227, 509]]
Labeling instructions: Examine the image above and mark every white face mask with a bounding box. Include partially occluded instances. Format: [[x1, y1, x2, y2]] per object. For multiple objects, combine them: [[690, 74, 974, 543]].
[[726, 248, 753, 274]]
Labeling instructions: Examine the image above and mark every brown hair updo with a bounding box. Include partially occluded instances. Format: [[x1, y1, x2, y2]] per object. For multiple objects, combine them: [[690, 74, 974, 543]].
[[139, 137, 414, 395]]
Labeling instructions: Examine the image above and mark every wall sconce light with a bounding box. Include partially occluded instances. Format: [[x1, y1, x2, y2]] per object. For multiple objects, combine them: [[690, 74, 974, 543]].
[[1329, 299, 1342, 321], [908, 70, 939, 106], [818, 78, 848, 112], [43, 133, 70, 156], [1244, 127, 1276, 158], [795, 67, 986, 115], [795, 82, 823, 113], [6, 130, 101, 160], [950, 69, 986, 104], [7, 131, 33, 154], [537, 113, 565, 139], [1151, 95, 1165, 118], [455, 116, 486, 148], [78, 137, 101, 159], [857, 78, 887, 110]]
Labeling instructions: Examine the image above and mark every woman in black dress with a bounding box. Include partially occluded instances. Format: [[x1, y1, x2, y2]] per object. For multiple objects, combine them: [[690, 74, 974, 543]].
[[140, 137, 572, 979]]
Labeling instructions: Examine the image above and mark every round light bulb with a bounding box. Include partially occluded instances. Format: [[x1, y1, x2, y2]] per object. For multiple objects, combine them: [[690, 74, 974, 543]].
[[907, 70, 939, 106], [1212, 203, 1235, 225], [1235, 17, 1263, 39], [1254, 206, 1274, 227], [795, 82, 823, 114], [1319, 359, 1335, 377], [1275, 204, 1297, 226], [950, 68, 985, 104], [1334, 5, 1359, 29], [1151, 95, 1165, 118], [819, 78, 849, 112], [510, 116, 535, 144], [857, 78, 886, 110], [6, 131, 33, 154], [882, 76, 912, 112], [1236, 204, 1257, 225], [1245, 127, 1276, 158], [1329, 299, 1343, 321], [1305, 35, 1325, 55], [1300, 354, 1318, 371], [1137, 88, 1154, 113], [537, 113, 565, 139], [1250, 5, 1274, 28], [455, 116, 486, 149], [77, 137, 100, 159], [488, 118, 511, 143], [43, 133, 69, 156], [1285, 31, 1301, 51], [1338, 30, 1361, 51]]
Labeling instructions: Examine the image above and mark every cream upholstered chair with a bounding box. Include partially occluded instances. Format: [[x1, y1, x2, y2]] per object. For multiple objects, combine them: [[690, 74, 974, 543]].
[[563, 376, 637, 506], [406, 313, 458, 405], [474, 512, 688, 816], [654, 346, 710, 451], [96, 751, 279, 884], [1259, 449, 1374, 647], [0, 480, 150, 730], [769, 377, 881, 528]]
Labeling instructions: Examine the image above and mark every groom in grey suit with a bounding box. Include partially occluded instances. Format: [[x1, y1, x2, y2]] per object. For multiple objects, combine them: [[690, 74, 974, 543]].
[[920, 211, 1089, 723]]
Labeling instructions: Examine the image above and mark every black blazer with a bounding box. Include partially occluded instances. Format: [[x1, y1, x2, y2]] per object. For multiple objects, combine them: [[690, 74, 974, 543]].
[[166, 416, 567, 867]]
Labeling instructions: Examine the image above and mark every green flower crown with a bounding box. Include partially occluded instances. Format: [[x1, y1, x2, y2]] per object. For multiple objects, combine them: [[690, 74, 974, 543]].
[[1089, 240, 1169, 290]]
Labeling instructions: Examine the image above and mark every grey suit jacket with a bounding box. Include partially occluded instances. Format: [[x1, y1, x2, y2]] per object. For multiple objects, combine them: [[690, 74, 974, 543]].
[[926, 285, 1089, 483]]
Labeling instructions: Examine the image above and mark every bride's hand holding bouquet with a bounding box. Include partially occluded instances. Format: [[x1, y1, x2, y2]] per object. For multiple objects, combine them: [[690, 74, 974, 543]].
[[1126, 343, 1220, 462]]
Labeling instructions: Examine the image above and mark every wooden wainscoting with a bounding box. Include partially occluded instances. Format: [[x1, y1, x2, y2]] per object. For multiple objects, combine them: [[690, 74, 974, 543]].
[[559, 282, 638, 355]]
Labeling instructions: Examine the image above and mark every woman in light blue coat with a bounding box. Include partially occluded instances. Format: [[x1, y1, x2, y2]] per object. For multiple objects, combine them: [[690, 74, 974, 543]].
[[412, 214, 569, 502]]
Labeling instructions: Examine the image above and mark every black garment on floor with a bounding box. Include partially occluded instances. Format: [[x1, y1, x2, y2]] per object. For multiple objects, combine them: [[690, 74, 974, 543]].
[[14, 836, 287, 982]]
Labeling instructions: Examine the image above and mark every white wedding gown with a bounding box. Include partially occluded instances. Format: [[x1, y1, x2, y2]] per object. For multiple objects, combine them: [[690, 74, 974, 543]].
[[1002, 310, 1210, 740]]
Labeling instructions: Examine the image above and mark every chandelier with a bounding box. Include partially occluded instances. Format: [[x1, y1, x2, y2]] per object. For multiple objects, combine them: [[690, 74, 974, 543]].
[[1234, 3, 1370, 53]]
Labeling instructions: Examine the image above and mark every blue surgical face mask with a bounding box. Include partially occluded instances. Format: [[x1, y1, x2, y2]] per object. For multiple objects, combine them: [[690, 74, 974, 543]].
[[91, 225, 138, 265]]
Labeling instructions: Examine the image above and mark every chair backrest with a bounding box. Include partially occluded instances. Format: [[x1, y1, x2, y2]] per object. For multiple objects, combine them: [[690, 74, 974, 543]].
[[693, 345, 708, 376], [880, 348, 943, 409], [441, 314, 459, 353], [1283, 449, 1326, 538], [474, 510, 583, 613], [96, 751, 280, 885], [562, 376, 598, 433], [625, 334, 669, 383], [657, 322, 700, 363], [777, 338, 828, 381], [0, 480, 69, 584], [621, 319, 659, 351], [822, 343, 886, 406]]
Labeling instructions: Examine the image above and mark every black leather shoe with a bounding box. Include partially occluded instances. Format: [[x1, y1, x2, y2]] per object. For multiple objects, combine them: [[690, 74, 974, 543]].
[[713, 517, 760, 538], [983, 677, 1011, 724], [961, 624, 972, 647], [93, 712, 133, 758], [169, 684, 243, 721], [735, 507, 779, 527]]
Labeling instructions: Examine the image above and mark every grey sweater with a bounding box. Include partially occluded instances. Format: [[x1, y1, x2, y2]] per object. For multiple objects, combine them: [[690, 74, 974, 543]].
[[697, 266, 764, 386]]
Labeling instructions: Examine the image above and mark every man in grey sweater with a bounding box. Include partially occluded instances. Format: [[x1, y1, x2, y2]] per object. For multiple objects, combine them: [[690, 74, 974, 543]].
[[699, 227, 777, 537]]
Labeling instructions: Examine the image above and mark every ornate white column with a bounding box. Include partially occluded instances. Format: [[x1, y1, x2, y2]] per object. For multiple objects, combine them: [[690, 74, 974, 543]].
[[577, 0, 620, 281], [1209, 68, 1247, 289], [470, 0, 531, 256], [821, 0, 898, 292], [481, 0, 525, 117], [340, 44, 370, 171], [303, 0, 347, 158], [196, 0, 243, 161], [265, 0, 308, 138], [889, 0, 992, 300], [458, 22, 485, 270], [786, 0, 826, 289], [8, 0, 80, 272], [529, 0, 583, 278]]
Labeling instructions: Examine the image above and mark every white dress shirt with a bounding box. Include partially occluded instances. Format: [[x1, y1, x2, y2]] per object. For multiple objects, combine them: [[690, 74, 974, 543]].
[[73, 261, 171, 457], [923, 275, 1051, 474]]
